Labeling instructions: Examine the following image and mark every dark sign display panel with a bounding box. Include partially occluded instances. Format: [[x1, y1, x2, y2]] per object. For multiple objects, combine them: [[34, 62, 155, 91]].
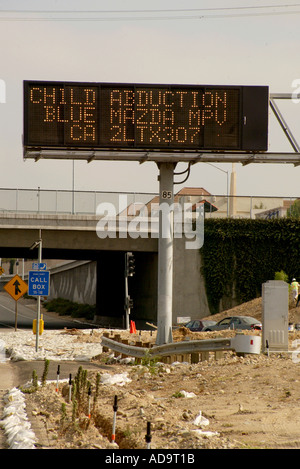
[[24, 81, 268, 152]]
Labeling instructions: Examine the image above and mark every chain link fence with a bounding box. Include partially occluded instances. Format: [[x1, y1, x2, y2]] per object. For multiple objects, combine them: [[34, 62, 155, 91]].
[[0, 187, 298, 219]]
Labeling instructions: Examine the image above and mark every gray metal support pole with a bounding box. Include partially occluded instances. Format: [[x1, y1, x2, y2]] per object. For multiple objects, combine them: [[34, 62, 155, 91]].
[[124, 253, 130, 331], [156, 162, 176, 345], [35, 230, 42, 352], [269, 97, 300, 153]]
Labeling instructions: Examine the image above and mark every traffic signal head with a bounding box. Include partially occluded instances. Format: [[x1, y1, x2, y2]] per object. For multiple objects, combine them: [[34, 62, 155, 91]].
[[124, 296, 134, 310], [126, 252, 135, 277]]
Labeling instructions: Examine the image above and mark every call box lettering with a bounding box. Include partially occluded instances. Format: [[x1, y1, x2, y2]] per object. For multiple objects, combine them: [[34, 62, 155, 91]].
[[28, 271, 50, 296]]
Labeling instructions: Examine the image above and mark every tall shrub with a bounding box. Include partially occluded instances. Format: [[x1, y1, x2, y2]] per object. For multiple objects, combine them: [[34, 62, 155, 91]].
[[200, 218, 300, 315]]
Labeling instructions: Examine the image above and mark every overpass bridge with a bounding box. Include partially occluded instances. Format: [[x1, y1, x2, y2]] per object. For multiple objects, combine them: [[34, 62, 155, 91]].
[[0, 211, 160, 329], [0, 211, 158, 258], [0, 189, 207, 329]]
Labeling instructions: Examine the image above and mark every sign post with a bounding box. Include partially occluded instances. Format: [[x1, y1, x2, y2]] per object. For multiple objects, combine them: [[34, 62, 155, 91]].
[[29, 232, 50, 351], [28, 266, 50, 352], [4, 274, 28, 330], [156, 163, 175, 345]]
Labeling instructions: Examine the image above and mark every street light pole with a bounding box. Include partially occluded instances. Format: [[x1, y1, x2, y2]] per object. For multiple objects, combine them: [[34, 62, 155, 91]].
[[206, 163, 229, 217]]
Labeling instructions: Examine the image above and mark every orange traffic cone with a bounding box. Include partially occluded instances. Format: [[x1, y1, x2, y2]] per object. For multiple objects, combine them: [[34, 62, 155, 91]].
[[130, 320, 137, 334]]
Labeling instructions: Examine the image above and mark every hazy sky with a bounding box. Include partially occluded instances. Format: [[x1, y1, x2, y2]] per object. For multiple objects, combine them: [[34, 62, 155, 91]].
[[0, 0, 300, 198]]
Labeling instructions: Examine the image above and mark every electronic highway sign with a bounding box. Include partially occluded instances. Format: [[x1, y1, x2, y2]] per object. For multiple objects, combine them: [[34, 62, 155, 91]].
[[23, 81, 268, 154]]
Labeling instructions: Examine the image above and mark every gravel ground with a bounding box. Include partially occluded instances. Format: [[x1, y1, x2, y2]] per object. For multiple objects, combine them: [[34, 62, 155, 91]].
[[1, 295, 300, 450]]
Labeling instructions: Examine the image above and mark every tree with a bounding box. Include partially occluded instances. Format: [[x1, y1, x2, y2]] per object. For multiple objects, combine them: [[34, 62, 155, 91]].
[[287, 199, 300, 219]]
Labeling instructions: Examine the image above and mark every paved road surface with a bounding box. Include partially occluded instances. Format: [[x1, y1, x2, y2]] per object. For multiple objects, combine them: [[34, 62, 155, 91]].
[[0, 291, 95, 330]]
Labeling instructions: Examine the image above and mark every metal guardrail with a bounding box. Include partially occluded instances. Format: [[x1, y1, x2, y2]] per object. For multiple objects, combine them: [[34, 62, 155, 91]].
[[101, 336, 150, 358], [151, 337, 233, 356], [101, 335, 233, 359]]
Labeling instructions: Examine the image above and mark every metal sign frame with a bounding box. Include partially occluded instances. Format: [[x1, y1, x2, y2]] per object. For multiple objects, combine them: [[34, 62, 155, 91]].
[[23, 92, 300, 165]]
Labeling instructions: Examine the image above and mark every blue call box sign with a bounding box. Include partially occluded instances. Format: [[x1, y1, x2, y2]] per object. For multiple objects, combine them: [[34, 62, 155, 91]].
[[28, 270, 50, 296]]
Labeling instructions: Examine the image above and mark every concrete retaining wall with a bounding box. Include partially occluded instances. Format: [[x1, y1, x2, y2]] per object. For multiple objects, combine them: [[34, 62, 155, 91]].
[[48, 260, 96, 305]]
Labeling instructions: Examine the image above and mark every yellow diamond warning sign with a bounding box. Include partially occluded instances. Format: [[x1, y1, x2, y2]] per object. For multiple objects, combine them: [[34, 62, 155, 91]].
[[4, 275, 28, 301]]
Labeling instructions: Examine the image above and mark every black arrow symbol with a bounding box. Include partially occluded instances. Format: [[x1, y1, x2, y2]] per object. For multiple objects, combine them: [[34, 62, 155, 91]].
[[13, 279, 21, 296]]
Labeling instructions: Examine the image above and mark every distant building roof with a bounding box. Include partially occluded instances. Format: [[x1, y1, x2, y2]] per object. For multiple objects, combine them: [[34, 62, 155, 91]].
[[176, 187, 211, 196], [142, 187, 218, 215], [118, 187, 218, 216], [191, 200, 218, 213]]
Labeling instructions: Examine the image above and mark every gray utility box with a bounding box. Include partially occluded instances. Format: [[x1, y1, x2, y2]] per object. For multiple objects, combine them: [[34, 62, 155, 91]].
[[262, 280, 289, 352]]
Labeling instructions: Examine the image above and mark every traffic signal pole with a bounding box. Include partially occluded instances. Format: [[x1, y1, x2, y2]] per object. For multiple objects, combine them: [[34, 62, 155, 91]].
[[156, 162, 176, 345], [124, 256, 130, 330], [124, 252, 135, 330]]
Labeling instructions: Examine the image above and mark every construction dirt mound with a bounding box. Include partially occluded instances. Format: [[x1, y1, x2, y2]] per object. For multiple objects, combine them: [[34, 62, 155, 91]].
[[203, 294, 300, 325], [20, 296, 300, 450]]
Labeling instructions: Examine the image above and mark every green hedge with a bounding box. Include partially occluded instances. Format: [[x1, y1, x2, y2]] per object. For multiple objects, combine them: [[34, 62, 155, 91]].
[[200, 218, 300, 315], [44, 298, 96, 320]]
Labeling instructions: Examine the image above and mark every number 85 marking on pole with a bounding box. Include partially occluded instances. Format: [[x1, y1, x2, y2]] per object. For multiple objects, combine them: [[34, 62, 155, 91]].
[[162, 190, 172, 199]]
